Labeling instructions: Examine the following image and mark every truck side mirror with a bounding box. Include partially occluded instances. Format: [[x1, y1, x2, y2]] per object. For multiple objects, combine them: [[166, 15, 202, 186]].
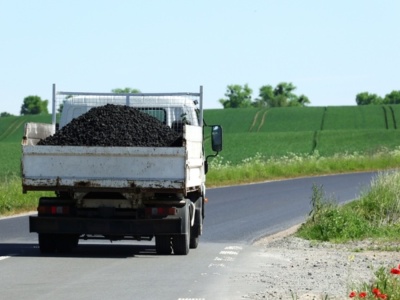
[[211, 125, 222, 152]]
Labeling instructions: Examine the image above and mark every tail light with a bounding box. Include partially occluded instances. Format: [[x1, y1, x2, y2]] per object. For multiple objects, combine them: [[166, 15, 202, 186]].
[[38, 206, 70, 215], [145, 207, 177, 216]]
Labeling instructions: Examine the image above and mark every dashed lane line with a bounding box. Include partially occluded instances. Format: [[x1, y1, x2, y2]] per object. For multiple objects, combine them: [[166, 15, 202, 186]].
[[0, 256, 11, 261], [180, 245, 244, 299]]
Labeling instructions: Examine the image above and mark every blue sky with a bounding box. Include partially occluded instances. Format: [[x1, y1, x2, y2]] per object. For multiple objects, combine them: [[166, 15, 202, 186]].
[[1, 0, 399, 115]]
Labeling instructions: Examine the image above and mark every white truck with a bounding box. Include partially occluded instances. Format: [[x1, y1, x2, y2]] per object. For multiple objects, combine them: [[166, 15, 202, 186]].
[[21, 84, 222, 255]]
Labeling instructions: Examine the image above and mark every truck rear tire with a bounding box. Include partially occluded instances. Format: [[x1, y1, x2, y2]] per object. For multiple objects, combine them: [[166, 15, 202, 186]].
[[173, 234, 189, 255], [189, 196, 202, 249], [155, 235, 172, 255], [172, 202, 190, 255], [56, 234, 79, 253], [190, 234, 199, 249], [38, 234, 79, 254], [38, 234, 57, 254]]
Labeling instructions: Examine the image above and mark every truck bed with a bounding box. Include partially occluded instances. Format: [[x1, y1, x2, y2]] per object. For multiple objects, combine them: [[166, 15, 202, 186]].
[[22, 125, 204, 193]]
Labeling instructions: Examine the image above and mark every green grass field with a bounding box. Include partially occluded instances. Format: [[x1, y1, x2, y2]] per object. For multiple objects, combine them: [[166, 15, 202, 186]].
[[203, 105, 400, 164], [206, 131, 315, 164], [322, 105, 388, 130], [258, 106, 325, 132], [315, 129, 400, 156], [204, 108, 259, 133], [0, 114, 53, 143], [0, 143, 21, 177]]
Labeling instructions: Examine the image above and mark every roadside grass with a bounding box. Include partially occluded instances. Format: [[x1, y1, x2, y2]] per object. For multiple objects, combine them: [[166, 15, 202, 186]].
[[296, 170, 400, 243], [0, 175, 51, 216]]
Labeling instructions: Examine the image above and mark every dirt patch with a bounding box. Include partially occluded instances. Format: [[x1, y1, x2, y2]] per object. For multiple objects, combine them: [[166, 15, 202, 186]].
[[247, 230, 400, 299]]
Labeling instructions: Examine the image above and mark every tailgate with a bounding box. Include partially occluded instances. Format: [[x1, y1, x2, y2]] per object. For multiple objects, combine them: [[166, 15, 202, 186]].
[[22, 146, 186, 192]]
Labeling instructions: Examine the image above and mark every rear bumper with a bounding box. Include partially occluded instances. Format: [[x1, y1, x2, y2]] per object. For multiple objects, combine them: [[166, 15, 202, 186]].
[[29, 216, 182, 236]]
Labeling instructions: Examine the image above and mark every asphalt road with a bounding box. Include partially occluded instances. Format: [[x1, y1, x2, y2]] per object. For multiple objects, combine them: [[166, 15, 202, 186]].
[[0, 172, 377, 299]]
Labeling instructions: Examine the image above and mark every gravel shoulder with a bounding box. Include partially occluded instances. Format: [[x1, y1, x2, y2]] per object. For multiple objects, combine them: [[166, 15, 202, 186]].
[[242, 225, 400, 299]]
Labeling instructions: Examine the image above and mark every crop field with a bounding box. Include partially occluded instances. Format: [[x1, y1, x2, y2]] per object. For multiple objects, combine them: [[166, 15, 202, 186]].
[[204, 108, 259, 133], [0, 116, 28, 143], [0, 115, 53, 178], [0, 143, 21, 178], [0, 114, 53, 143], [322, 106, 388, 130], [315, 129, 400, 156], [257, 107, 325, 132], [203, 105, 400, 164], [204, 131, 315, 164], [389, 105, 400, 129]]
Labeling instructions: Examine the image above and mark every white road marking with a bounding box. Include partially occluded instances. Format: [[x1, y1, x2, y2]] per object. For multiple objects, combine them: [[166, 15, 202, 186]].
[[209, 245, 243, 269], [224, 246, 242, 250], [219, 250, 238, 255], [214, 256, 235, 262], [0, 256, 11, 261], [208, 263, 226, 268]]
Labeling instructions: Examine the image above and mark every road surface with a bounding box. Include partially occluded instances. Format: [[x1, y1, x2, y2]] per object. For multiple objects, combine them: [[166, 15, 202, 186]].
[[0, 172, 377, 299]]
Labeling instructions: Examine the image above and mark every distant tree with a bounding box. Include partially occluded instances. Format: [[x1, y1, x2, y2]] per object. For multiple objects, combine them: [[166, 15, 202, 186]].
[[383, 90, 400, 104], [253, 85, 274, 107], [288, 94, 311, 107], [254, 82, 310, 108], [112, 87, 141, 94], [20, 95, 49, 115], [274, 82, 296, 99], [219, 84, 253, 108], [355, 92, 383, 105], [1, 112, 13, 117]]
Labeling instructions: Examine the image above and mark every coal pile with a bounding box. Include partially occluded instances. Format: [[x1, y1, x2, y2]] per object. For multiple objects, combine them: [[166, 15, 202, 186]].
[[38, 104, 182, 147]]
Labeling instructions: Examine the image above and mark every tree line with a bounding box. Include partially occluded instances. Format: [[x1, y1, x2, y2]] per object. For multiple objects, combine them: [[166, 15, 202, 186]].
[[1, 85, 400, 117], [355, 91, 400, 105], [0, 88, 141, 117], [219, 82, 310, 108]]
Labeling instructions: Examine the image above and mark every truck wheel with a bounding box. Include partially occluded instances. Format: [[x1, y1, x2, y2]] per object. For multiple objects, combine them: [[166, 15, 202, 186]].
[[155, 235, 172, 255], [71, 234, 80, 247], [172, 203, 190, 255], [56, 234, 79, 253], [189, 196, 202, 249], [38, 234, 57, 254], [190, 233, 199, 249]]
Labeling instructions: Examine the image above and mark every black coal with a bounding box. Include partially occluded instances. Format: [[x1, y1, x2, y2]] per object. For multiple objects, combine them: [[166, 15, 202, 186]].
[[38, 104, 182, 147]]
